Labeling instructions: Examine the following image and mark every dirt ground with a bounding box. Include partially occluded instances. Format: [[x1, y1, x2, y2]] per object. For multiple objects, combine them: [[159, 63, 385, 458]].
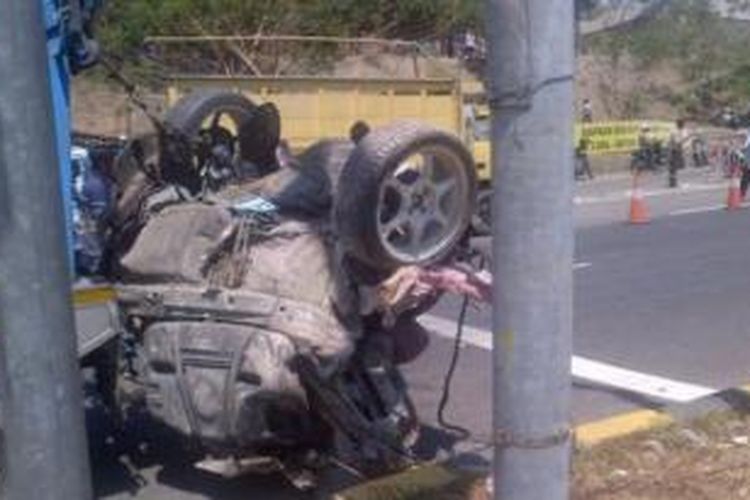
[[573, 411, 750, 500], [336, 411, 750, 499], [576, 53, 683, 121], [392, 411, 750, 499]]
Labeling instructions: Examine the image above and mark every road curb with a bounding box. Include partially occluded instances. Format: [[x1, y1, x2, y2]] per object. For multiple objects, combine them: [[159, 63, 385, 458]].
[[331, 387, 750, 496], [575, 384, 750, 448]]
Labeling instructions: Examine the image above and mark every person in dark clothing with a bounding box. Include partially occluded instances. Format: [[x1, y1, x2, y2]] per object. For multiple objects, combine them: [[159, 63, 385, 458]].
[[740, 157, 750, 199], [635, 123, 655, 171], [668, 119, 689, 188], [741, 131, 750, 198], [575, 137, 594, 180]]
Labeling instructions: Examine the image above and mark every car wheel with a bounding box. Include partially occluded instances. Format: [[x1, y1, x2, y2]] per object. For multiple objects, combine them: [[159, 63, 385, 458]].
[[335, 121, 477, 271], [164, 89, 257, 138], [161, 90, 259, 193]]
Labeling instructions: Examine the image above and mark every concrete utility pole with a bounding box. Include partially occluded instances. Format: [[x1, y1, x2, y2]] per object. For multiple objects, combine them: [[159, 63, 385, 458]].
[[486, 1, 575, 500], [0, 1, 93, 498]]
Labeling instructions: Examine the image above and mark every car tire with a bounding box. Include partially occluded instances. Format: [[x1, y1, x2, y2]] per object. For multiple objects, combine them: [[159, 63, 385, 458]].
[[161, 90, 258, 193], [164, 90, 257, 137], [335, 121, 476, 271]]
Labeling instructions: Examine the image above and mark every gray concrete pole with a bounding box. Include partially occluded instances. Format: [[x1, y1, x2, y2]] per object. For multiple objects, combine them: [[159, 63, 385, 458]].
[[485, 1, 575, 499], [0, 1, 93, 499]]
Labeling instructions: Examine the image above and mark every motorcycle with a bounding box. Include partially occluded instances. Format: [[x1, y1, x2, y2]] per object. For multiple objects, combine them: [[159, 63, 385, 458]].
[[630, 139, 666, 173]]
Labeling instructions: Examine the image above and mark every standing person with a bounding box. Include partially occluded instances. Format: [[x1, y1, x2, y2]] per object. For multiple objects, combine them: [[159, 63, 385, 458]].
[[634, 123, 654, 172], [668, 119, 690, 188], [575, 137, 594, 180], [581, 98, 593, 123], [741, 129, 750, 198], [637, 123, 651, 148]]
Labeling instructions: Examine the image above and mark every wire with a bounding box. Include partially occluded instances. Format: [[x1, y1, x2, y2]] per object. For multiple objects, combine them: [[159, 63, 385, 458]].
[[97, 54, 166, 133], [436, 293, 472, 442], [489, 74, 575, 112]]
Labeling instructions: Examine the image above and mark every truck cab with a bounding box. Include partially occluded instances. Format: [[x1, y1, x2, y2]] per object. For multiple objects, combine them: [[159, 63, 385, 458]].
[[70, 142, 121, 368]]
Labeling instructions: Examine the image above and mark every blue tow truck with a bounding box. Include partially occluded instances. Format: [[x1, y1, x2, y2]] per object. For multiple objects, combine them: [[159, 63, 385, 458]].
[[42, 0, 122, 372]]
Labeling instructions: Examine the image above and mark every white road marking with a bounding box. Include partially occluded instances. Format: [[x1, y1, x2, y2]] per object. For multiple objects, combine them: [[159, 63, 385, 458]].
[[571, 356, 716, 403], [670, 202, 750, 217], [573, 262, 593, 270], [419, 315, 718, 403], [669, 205, 726, 216], [575, 182, 725, 206]]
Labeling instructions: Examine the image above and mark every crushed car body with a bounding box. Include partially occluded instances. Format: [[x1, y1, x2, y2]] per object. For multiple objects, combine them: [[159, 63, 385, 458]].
[[72, 89, 479, 486]]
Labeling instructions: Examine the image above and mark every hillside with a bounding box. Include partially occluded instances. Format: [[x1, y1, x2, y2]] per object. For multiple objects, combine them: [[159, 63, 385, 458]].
[[579, 0, 750, 120], [76, 0, 750, 129], [582, 0, 750, 34]]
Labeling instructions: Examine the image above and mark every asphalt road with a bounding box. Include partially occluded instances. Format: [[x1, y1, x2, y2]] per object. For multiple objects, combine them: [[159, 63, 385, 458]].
[[93, 167, 749, 498], [413, 184, 750, 440], [575, 166, 729, 227]]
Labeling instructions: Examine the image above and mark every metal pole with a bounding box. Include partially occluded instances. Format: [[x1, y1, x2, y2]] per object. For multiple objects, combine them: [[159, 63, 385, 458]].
[[0, 1, 93, 498], [486, 1, 575, 499]]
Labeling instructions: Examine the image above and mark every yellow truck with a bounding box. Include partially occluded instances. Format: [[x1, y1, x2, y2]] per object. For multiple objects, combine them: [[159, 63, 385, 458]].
[[166, 75, 466, 149], [153, 35, 492, 177]]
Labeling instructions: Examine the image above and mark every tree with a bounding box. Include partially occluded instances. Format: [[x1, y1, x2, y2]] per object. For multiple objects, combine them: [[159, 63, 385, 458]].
[[98, 0, 483, 54]]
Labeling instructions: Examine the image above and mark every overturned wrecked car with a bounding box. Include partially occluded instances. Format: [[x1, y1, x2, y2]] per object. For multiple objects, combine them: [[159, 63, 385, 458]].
[[73, 90, 482, 487]]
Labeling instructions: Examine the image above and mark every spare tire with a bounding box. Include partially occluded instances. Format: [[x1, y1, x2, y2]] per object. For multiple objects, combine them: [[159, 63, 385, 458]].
[[161, 90, 260, 193], [164, 89, 258, 137], [335, 121, 476, 270]]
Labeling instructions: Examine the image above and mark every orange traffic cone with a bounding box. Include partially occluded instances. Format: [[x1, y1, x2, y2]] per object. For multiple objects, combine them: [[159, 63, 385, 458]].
[[727, 166, 743, 210], [629, 172, 650, 224]]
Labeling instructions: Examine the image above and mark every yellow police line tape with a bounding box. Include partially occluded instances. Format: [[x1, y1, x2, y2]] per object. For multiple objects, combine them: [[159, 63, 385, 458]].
[[576, 120, 676, 156]]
